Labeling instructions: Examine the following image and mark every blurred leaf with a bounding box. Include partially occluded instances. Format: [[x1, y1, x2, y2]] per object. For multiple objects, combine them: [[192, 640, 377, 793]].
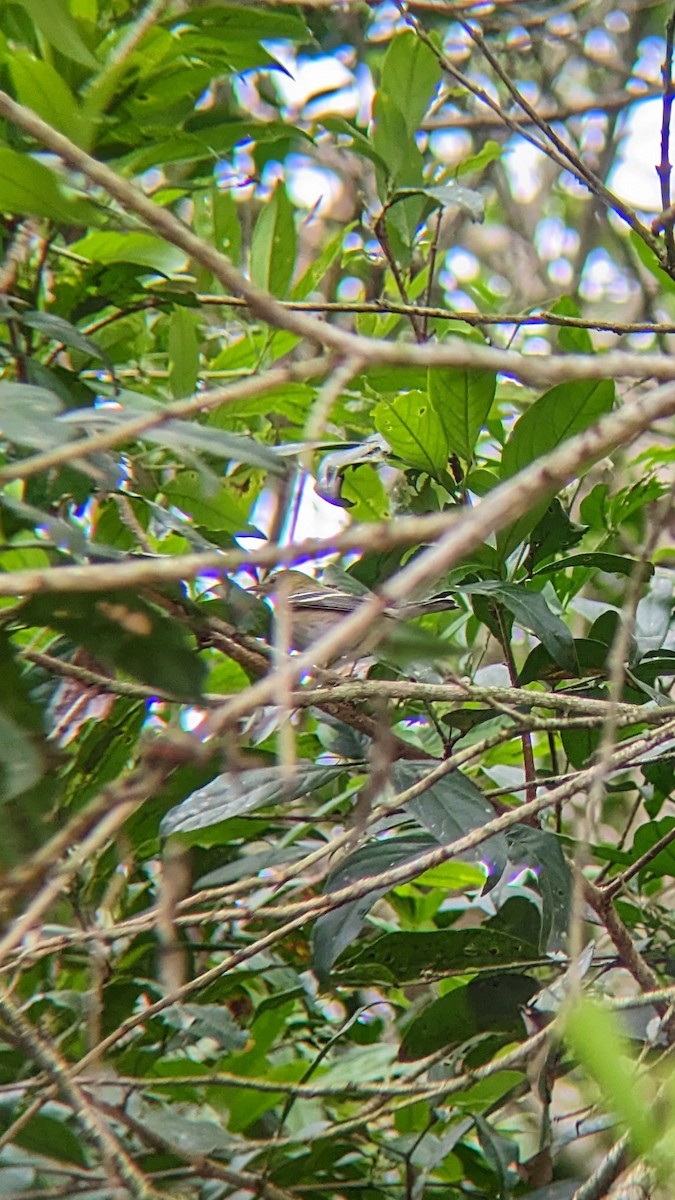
[[14, 0, 98, 66], [250, 183, 297, 298], [0, 382, 70, 450], [17, 591, 205, 699], [635, 575, 673, 657], [168, 308, 200, 398], [9, 51, 92, 144], [0, 149, 98, 224], [20, 310, 112, 370], [564, 999, 656, 1157]]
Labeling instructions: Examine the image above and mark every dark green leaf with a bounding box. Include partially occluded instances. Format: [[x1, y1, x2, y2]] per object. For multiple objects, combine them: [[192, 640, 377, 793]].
[[399, 973, 537, 1060], [338, 926, 543, 983], [312, 833, 438, 983], [532, 552, 651, 579], [505, 827, 571, 949], [396, 763, 507, 874], [519, 638, 609, 684], [20, 310, 112, 370], [17, 592, 205, 700], [526, 499, 586, 569], [459, 580, 576, 672]]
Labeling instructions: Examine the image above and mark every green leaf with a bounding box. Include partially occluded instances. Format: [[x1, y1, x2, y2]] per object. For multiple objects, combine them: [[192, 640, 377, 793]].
[[374, 390, 450, 477], [526, 498, 586, 568], [455, 139, 503, 177], [505, 826, 571, 949], [399, 973, 537, 1060], [212, 187, 242, 265], [550, 295, 594, 353], [498, 379, 615, 560], [250, 183, 297, 298], [429, 367, 496, 462], [17, 592, 205, 700], [162, 470, 253, 534], [0, 711, 45, 804], [501, 378, 615, 475], [562, 722, 600, 771], [518, 638, 609, 685], [630, 818, 675, 881], [458, 580, 576, 672], [0, 149, 97, 224], [312, 832, 438, 983], [396, 762, 507, 873], [9, 52, 92, 145], [338, 925, 542, 983], [532, 551, 652, 578], [372, 91, 419, 192], [14, 0, 98, 67], [68, 230, 188, 274], [565, 999, 656, 1157], [379, 30, 441, 138], [19, 310, 112, 370], [10, 1112, 88, 1166], [168, 307, 200, 398]]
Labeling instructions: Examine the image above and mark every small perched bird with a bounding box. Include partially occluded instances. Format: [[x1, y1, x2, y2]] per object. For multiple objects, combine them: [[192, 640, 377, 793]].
[[254, 569, 457, 662]]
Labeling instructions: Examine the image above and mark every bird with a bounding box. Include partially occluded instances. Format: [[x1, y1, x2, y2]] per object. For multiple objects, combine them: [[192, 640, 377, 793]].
[[253, 569, 457, 662]]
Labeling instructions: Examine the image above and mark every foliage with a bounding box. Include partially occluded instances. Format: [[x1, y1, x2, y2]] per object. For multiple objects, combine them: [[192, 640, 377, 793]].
[[0, 2, 674, 1198]]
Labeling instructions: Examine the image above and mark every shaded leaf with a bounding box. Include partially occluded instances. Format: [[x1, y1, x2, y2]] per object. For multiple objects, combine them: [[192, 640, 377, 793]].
[[459, 580, 576, 672], [161, 763, 347, 838], [312, 832, 439, 983], [505, 827, 571, 950], [337, 926, 543, 984], [18, 592, 205, 700], [399, 973, 537, 1060]]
